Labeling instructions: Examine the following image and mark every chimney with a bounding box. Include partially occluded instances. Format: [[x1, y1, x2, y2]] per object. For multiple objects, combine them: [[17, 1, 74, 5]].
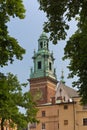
[[51, 97, 55, 104]]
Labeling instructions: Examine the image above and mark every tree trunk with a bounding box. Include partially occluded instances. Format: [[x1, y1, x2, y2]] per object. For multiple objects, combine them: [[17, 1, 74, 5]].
[[1, 118, 5, 130]]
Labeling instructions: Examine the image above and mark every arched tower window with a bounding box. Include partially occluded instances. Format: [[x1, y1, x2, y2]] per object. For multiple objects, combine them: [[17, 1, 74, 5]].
[[40, 42, 43, 49], [49, 62, 52, 70], [37, 61, 42, 69]]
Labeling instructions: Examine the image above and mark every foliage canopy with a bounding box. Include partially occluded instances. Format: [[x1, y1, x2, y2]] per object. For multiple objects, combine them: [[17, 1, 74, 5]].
[[38, 0, 87, 44], [0, 73, 38, 130], [0, 1, 38, 130], [0, 0, 26, 67], [38, 0, 87, 104]]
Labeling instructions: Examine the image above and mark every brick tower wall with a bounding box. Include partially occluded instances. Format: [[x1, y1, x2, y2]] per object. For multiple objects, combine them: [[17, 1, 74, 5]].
[[29, 77, 58, 105]]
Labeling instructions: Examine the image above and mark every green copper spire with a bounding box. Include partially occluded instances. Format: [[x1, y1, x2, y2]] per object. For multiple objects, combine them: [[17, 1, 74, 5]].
[[30, 32, 57, 80], [60, 70, 65, 84]]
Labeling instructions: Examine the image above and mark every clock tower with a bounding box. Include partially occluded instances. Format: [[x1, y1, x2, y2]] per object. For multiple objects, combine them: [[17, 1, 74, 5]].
[[29, 32, 58, 104]]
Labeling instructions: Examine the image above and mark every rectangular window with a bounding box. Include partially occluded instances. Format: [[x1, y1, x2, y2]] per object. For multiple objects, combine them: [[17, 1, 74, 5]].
[[64, 120, 68, 125], [42, 111, 45, 117], [58, 123, 59, 129], [42, 123, 45, 129], [83, 104, 87, 109], [38, 61, 41, 69], [30, 123, 36, 128], [83, 118, 87, 125], [64, 105, 68, 109]]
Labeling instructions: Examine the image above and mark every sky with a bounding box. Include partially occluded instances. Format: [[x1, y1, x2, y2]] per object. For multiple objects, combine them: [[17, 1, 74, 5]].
[[1, 0, 77, 91]]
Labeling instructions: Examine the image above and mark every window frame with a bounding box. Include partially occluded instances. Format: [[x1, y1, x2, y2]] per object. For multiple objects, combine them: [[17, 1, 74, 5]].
[[64, 105, 68, 109], [29, 123, 36, 128], [83, 104, 87, 109], [40, 42, 43, 49], [37, 61, 42, 69], [64, 120, 68, 125], [83, 118, 87, 126], [49, 62, 52, 71], [42, 123, 45, 129], [42, 111, 46, 117]]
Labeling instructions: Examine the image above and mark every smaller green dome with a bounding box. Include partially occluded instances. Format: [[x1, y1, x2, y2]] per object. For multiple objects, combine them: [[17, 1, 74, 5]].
[[40, 32, 48, 39]]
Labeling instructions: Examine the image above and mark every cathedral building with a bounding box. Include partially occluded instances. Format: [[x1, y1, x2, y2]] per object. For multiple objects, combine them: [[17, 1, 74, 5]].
[[29, 32, 87, 130]]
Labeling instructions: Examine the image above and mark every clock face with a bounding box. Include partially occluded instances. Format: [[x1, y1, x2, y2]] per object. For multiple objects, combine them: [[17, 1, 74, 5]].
[[34, 88, 43, 101]]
